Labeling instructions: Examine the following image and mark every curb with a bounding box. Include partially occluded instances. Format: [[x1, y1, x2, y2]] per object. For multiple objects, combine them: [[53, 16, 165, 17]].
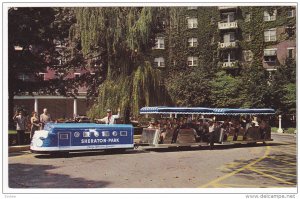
[[9, 145, 30, 153]]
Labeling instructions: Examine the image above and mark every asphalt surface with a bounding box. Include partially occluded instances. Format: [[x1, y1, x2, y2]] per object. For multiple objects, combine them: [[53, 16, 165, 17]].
[[8, 133, 296, 188]]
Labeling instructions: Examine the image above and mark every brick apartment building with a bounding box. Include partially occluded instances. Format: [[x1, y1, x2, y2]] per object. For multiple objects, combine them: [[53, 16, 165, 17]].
[[13, 39, 92, 120]]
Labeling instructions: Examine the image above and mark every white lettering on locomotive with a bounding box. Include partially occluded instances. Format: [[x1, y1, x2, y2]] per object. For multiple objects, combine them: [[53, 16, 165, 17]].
[[108, 138, 119, 143], [81, 139, 107, 144]]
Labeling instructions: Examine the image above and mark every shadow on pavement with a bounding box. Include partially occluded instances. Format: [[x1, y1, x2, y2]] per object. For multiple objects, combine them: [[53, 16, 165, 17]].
[[9, 163, 110, 188], [223, 153, 297, 186], [9, 151, 32, 157], [34, 149, 150, 159], [144, 142, 289, 153]]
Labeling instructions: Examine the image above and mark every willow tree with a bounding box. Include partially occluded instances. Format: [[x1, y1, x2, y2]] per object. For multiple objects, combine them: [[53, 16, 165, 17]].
[[71, 7, 167, 119]]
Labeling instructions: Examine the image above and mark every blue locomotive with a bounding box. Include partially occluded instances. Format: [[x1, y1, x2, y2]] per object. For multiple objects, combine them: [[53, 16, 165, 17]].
[[30, 123, 134, 153]]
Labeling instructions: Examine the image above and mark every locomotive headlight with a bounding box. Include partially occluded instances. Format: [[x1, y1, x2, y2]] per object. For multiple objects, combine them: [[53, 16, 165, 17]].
[[36, 139, 43, 147], [112, 131, 118, 136], [34, 130, 49, 139]]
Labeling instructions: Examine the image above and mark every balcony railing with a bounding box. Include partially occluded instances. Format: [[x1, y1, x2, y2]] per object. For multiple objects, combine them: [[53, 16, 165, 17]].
[[222, 61, 239, 68], [218, 21, 238, 29], [218, 6, 237, 10], [218, 41, 238, 49]]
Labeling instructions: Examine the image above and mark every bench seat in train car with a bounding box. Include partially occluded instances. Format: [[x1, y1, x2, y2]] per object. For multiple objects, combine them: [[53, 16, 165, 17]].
[[139, 127, 200, 146], [30, 123, 134, 153]]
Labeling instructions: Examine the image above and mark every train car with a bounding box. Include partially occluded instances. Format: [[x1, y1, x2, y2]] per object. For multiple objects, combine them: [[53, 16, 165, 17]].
[[138, 106, 275, 148], [30, 123, 134, 154]]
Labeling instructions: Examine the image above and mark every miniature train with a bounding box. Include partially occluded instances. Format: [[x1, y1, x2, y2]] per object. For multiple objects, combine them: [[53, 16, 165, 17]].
[[30, 107, 275, 154]]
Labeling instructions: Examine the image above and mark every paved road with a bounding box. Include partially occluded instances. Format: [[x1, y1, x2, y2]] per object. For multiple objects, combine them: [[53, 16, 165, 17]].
[[8, 134, 296, 188]]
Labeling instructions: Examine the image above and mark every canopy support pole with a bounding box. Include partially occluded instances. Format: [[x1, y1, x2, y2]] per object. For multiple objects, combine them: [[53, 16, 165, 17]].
[[277, 115, 283, 133]]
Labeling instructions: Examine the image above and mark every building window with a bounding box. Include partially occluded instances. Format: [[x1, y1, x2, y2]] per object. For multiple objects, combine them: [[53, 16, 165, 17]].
[[154, 57, 165, 67], [245, 33, 251, 41], [210, 17, 215, 25], [264, 49, 277, 63], [188, 38, 198, 47], [285, 25, 295, 38], [264, 29, 276, 42], [223, 32, 235, 43], [245, 13, 251, 22], [221, 12, 235, 23], [187, 6, 197, 10], [264, 56, 276, 63], [187, 18, 198, 29], [211, 36, 215, 44], [223, 52, 236, 62], [264, 49, 277, 56], [287, 9, 295, 18], [153, 37, 165, 49], [74, 73, 81, 78], [56, 72, 64, 78], [243, 50, 253, 62], [18, 74, 30, 81], [38, 73, 46, 81], [264, 10, 276, 21], [187, 56, 198, 66], [287, 47, 295, 59]]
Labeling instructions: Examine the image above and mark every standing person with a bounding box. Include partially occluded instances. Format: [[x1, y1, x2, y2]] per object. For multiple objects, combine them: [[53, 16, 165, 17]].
[[208, 121, 215, 149], [30, 111, 40, 139], [40, 108, 52, 129], [97, 108, 120, 124], [13, 110, 27, 145]]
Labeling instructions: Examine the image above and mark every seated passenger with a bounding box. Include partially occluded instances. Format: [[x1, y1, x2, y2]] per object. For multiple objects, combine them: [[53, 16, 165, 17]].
[[259, 120, 271, 140], [159, 124, 168, 144], [171, 121, 184, 143], [245, 122, 260, 140], [148, 119, 157, 129]]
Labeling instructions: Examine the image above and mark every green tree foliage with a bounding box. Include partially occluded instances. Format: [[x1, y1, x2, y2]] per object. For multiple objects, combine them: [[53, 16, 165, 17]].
[[210, 71, 243, 107], [271, 60, 296, 114], [72, 8, 167, 119], [165, 68, 211, 106], [239, 66, 271, 108], [88, 62, 163, 119], [8, 7, 56, 126], [281, 83, 296, 114]]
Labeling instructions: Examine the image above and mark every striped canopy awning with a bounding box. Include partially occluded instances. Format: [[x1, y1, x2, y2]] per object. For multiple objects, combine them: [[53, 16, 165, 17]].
[[139, 107, 275, 115]]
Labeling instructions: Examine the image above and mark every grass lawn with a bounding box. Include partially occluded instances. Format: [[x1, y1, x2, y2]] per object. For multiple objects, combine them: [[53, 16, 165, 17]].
[[271, 127, 296, 134], [9, 130, 30, 134], [9, 130, 17, 134]]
